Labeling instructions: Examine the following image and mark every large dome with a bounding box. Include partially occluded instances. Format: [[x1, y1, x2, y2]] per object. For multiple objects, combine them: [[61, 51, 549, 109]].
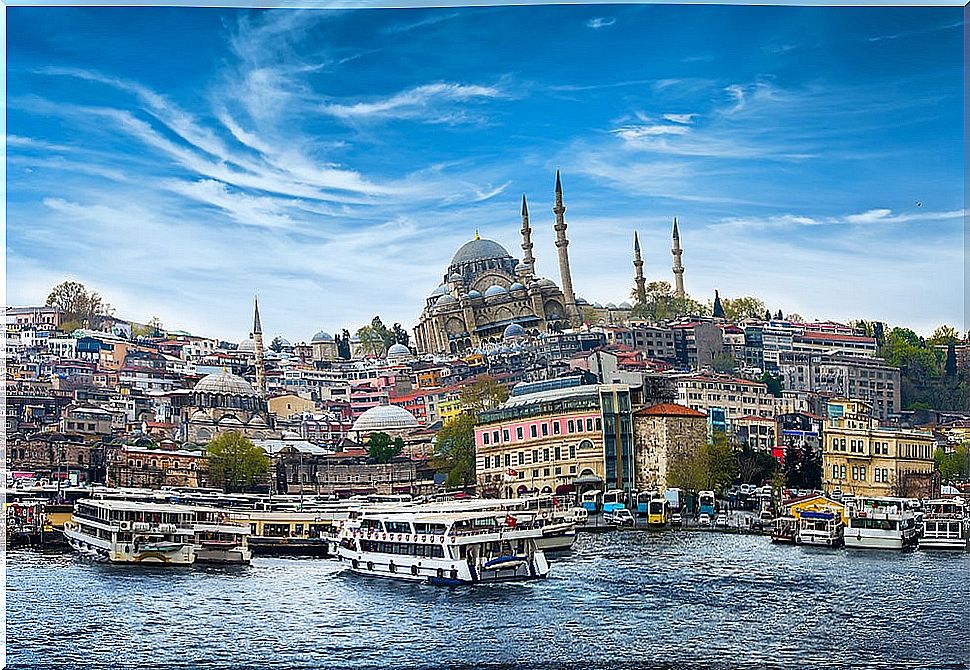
[[311, 331, 334, 343], [237, 338, 256, 353], [194, 370, 257, 396], [387, 343, 411, 358], [451, 238, 512, 265], [352, 404, 420, 434]]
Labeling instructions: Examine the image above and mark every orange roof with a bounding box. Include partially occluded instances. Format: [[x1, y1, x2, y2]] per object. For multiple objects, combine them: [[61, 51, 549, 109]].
[[635, 403, 706, 418]]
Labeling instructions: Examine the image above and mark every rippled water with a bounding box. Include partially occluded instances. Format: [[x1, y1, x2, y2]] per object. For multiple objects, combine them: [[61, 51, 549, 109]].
[[7, 531, 969, 670]]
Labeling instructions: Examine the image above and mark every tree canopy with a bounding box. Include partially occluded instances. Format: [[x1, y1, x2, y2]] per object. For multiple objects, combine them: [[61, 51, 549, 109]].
[[366, 432, 405, 464], [666, 431, 737, 494], [719, 296, 767, 321], [434, 413, 477, 489], [46, 281, 114, 330], [460, 375, 509, 416], [205, 431, 270, 493], [629, 281, 710, 322]]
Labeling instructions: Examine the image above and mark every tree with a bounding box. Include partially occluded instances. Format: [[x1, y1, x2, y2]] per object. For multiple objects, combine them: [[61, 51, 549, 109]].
[[761, 371, 783, 398], [775, 309, 784, 320], [711, 352, 737, 374], [786, 313, 805, 323], [434, 413, 477, 488], [270, 336, 286, 353], [336, 329, 352, 360], [367, 432, 405, 464], [944, 342, 957, 377], [355, 324, 386, 357], [764, 309, 772, 321], [629, 281, 710, 322], [737, 444, 777, 486], [148, 316, 164, 337], [205, 431, 270, 493], [460, 375, 509, 416], [703, 432, 737, 493], [797, 445, 822, 489], [783, 444, 801, 488], [46, 280, 114, 330], [391, 323, 411, 347], [581, 306, 599, 325], [873, 321, 885, 347], [928, 324, 960, 346], [720, 296, 767, 321]]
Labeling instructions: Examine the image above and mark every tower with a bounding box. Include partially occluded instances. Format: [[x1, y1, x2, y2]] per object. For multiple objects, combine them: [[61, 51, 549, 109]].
[[520, 194, 535, 275], [672, 217, 685, 299], [252, 296, 266, 396], [712, 289, 725, 319], [633, 231, 646, 304], [552, 170, 579, 324]]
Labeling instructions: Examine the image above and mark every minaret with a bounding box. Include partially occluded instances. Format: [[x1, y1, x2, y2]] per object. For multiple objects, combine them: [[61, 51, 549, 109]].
[[552, 170, 578, 324], [252, 296, 266, 396], [671, 217, 685, 299], [633, 231, 646, 304], [520, 194, 535, 274], [712, 289, 725, 319]]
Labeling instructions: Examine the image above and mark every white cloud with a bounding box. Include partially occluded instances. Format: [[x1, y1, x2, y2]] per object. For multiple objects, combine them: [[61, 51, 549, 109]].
[[662, 113, 696, 124], [586, 17, 616, 29], [320, 82, 506, 123]]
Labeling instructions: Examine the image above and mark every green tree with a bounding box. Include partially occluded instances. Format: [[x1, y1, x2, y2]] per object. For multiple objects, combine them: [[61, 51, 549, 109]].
[[720, 296, 767, 322], [737, 444, 777, 485], [367, 432, 405, 464], [355, 324, 386, 357], [205, 431, 270, 493], [391, 323, 411, 347], [704, 432, 738, 493], [337, 329, 352, 360], [270, 336, 286, 353], [667, 449, 708, 493], [460, 375, 509, 416], [629, 281, 710, 322], [712, 352, 737, 374], [927, 324, 960, 346], [47, 280, 114, 330], [434, 413, 477, 488], [147, 316, 164, 337], [761, 371, 783, 398], [944, 342, 957, 377]]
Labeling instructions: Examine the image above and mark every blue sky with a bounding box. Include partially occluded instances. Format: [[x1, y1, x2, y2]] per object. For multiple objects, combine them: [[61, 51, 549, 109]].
[[6, 5, 965, 342]]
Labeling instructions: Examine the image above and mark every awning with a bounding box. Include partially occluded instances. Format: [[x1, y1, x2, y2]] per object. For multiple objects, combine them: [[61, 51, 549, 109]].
[[572, 474, 604, 485], [555, 484, 575, 495]]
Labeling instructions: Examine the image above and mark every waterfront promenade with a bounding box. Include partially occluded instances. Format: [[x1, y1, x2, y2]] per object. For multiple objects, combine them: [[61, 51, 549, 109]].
[[8, 531, 968, 670]]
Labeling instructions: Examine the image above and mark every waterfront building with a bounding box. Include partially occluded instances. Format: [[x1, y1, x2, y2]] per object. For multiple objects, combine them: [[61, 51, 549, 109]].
[[413, 176, 580, 355], [821, 398, 938, 498], [778, 351, 900, 420], [474, 378, 633, 499], [631, 403, 707, 492], [105, 442, 207, 488]]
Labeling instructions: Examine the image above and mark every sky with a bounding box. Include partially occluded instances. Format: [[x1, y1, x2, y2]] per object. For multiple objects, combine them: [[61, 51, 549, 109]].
[[5, 4, 965, 343]]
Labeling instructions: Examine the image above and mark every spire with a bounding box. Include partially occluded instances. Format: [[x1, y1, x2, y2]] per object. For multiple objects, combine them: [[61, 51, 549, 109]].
[[671, 217, 685, 299], [252, 295, 266, 396], [252, 296, 262, 335], [520, 194, 535, 275], [712, 289, 725, 319], [633, 231, 646, 304], [552, 171, 578, 324]]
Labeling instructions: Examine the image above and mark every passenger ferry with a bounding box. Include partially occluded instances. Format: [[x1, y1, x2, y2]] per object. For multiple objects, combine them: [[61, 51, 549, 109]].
[[335, 510, 551, 585], [63, 499, 196, 564], [193, 508, 252, 564], [795, 509, 844, 548], [920, 498, 968, 550], [844, 496, 918, 550]]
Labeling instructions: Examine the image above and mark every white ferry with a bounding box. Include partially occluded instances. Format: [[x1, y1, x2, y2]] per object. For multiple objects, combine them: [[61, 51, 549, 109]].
[[192, 507, 253, 564], [919, 498, 968, 550], [844, 496, 918, 550], [795, 509, 844, 548], [336, 510, 551, 585], [63, 499, 196, 564]]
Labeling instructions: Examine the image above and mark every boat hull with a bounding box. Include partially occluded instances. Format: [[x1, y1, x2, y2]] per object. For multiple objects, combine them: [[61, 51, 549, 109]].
[[919, 536, 969, 550], [844, 532, 917, 550], [336, 546, 549, 584]]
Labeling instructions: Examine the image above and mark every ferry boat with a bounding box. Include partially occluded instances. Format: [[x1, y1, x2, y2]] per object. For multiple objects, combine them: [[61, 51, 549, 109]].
[[335, 510, 551, 585], [844, 496, 918, 550], [795, 509, 844, 547], [919, 498, 968, 550], [63, 499, 196, 564], [192, 508, 253, 564], [770, 516, 797, 544]]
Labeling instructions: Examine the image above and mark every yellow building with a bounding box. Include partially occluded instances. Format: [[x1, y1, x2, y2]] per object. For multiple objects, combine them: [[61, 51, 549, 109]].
[[822, 398, 936, 498], [784, 494, 847, 524], [437, 396, 465, 426], [268, 393, 315, 419]]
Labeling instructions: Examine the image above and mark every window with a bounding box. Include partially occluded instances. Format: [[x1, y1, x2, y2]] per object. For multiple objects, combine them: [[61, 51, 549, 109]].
[[516, 427, 524, 440], [587, 419, 594, 431], [541, 423, 549, 437], [530, 425, 538, 438], [483, 433, 490, 445], [555, 446, 561, 461], [493, 455, 501, 468], [859, 466, 866, 481], [543, 448, 550, 462], [532, 469, 539, 478], [517, 452, 524, 465], [832, 465, 839, 480], [852, 466, 858, 481], [504, 454, 510, 467], [543, 468, 550, 477], [568, 420, 575, 433], [874, 469, 881, 483], [577, 420, 584, 433], [595, 418, 602, 431], [553, 422, 561, 435], [569, 445, 576, 459], [503, 429, 510, 442], [492, 431, 499, 444]]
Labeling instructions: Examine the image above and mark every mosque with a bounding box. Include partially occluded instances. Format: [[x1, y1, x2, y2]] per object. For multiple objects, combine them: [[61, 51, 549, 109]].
[[413, 172, 688, 355]]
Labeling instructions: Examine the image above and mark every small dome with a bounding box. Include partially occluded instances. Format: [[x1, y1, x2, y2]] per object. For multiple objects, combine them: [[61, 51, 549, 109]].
[[449, 273, 462, 282], [311, 331, 334, 343], [484, 285, 508, 297], [593, 303, 604, 309], [248, 415, 268, 427], [194, 371, 258, 396], [576, 297, 589, 305], [387, 343, 411, 358], [503, 323, 527, 339], [451, 238, 512, 265], [619, 301, 632, 309], [189, 410, 213, 423], [237, 338, 256, 353], [435, 294, 457, 307], [467, 289, 482, 299], [515, 262, 530, 273], [606, 302, 618, 309], [217, 415, 245, 427], [537, 278, 556, 288], [276, 337, 292, 347], [509, 282, 526, 291], [429, 284, 448, 298], [352, 404, 420, 433]]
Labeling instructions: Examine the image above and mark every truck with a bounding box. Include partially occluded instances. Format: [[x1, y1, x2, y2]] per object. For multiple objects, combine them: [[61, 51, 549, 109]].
[[698, 490, 716, 518]]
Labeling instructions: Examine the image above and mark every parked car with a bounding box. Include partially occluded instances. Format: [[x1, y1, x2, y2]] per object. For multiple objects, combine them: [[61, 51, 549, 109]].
[[698, 513, 713, 527], [759, 510, 774, 522], [670, 512, 683, 526], [566, 507, 589, 525], [715, 513, 730, 528], [739, 484, 755, 495], [606, 508, 635, 527]]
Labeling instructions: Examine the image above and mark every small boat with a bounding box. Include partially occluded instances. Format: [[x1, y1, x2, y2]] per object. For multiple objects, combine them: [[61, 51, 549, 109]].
[[482, 555, 528, 571], [771, 516, 797, 544], [844, 497, 918, 550], [795, 510, 844, 548], [920, 498, 968, 550]]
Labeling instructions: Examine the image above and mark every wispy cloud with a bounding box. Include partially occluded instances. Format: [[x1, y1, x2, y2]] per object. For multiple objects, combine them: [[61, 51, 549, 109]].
[[868, 20, 963, 42], [384, 11, 461, 34], [586, 17, 616, 29], [320, 82, 506, 123], [711, 208, 965, 232]]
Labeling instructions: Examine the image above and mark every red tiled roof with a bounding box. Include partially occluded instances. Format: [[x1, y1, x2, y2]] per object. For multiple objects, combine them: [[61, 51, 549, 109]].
[[635, 403, 706, 418]]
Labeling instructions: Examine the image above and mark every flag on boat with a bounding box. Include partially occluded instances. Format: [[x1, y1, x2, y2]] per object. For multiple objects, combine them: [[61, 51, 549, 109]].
[[505, 514, 517, 528]]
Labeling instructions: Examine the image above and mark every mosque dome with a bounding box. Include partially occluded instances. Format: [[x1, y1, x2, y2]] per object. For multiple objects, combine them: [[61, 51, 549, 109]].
[[311, 331, 334, 343], [509, 282, 526, 291], [503, 323, 527, 339], [593, 303, 604, 309], [537, 278, 557, 288], [387, 343, 411, 359], [576, 297, 590, 305], [429, 284, 448, 298], [435, 294, 457, 307], [606, 302, 618, 309], [467, 289, 482, 299], [194, 370, 258, 396], [237, 338, 256, 353], [451, 238, 512, 265], [352, 404, 420, 434], [619, 301, 633, 310], [484, 285, 508, 298], [276, 337, 292, 347]]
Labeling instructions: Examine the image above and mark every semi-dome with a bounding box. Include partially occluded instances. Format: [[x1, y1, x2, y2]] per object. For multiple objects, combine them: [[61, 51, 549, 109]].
[[483, 285, 508, 297], [429, 284, 448, 298], [593, 302, 604, 309], [467, 289, 482, 299], [311, 331, 334, 343], [537, 278, 556, 288], [352, 404, 420, 434], [515, 262, 530, 273], [194, 370, 258, 396], [387, 343, 411, 357], [503, 323, 527, 339], [576, 297, 589, 305], [448, 273, 462, 282], [451, 238, 512, 265], [435, 294, 457, 307], [509, 282, 526, 291]]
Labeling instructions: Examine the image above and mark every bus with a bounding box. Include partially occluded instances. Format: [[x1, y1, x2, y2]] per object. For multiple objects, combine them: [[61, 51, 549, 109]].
[[635, 491, 657, 516], [602, 489, 627, 514], [580, 490, 603, 513], [698, 490, 716, 517], [647, 498, 670, 528]]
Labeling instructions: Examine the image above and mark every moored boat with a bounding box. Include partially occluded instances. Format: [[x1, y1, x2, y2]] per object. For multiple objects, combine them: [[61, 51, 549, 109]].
[[844, 497, 918, 550], [63, 499, 196, 564], [919, 498, 968, 550], [795, 510, 844, 548]]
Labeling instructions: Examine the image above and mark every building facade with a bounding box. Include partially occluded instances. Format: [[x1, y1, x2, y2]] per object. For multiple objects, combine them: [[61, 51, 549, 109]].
[[631, 403, 707, 492]]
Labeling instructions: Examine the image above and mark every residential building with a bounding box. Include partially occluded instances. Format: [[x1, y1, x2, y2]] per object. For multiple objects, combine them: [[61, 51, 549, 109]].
[[778, 351, 901, 420], [671, 321, 723, 369]]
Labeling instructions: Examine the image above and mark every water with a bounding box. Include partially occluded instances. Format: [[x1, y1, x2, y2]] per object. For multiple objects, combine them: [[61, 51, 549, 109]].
[[7, 532, 969, 670]]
